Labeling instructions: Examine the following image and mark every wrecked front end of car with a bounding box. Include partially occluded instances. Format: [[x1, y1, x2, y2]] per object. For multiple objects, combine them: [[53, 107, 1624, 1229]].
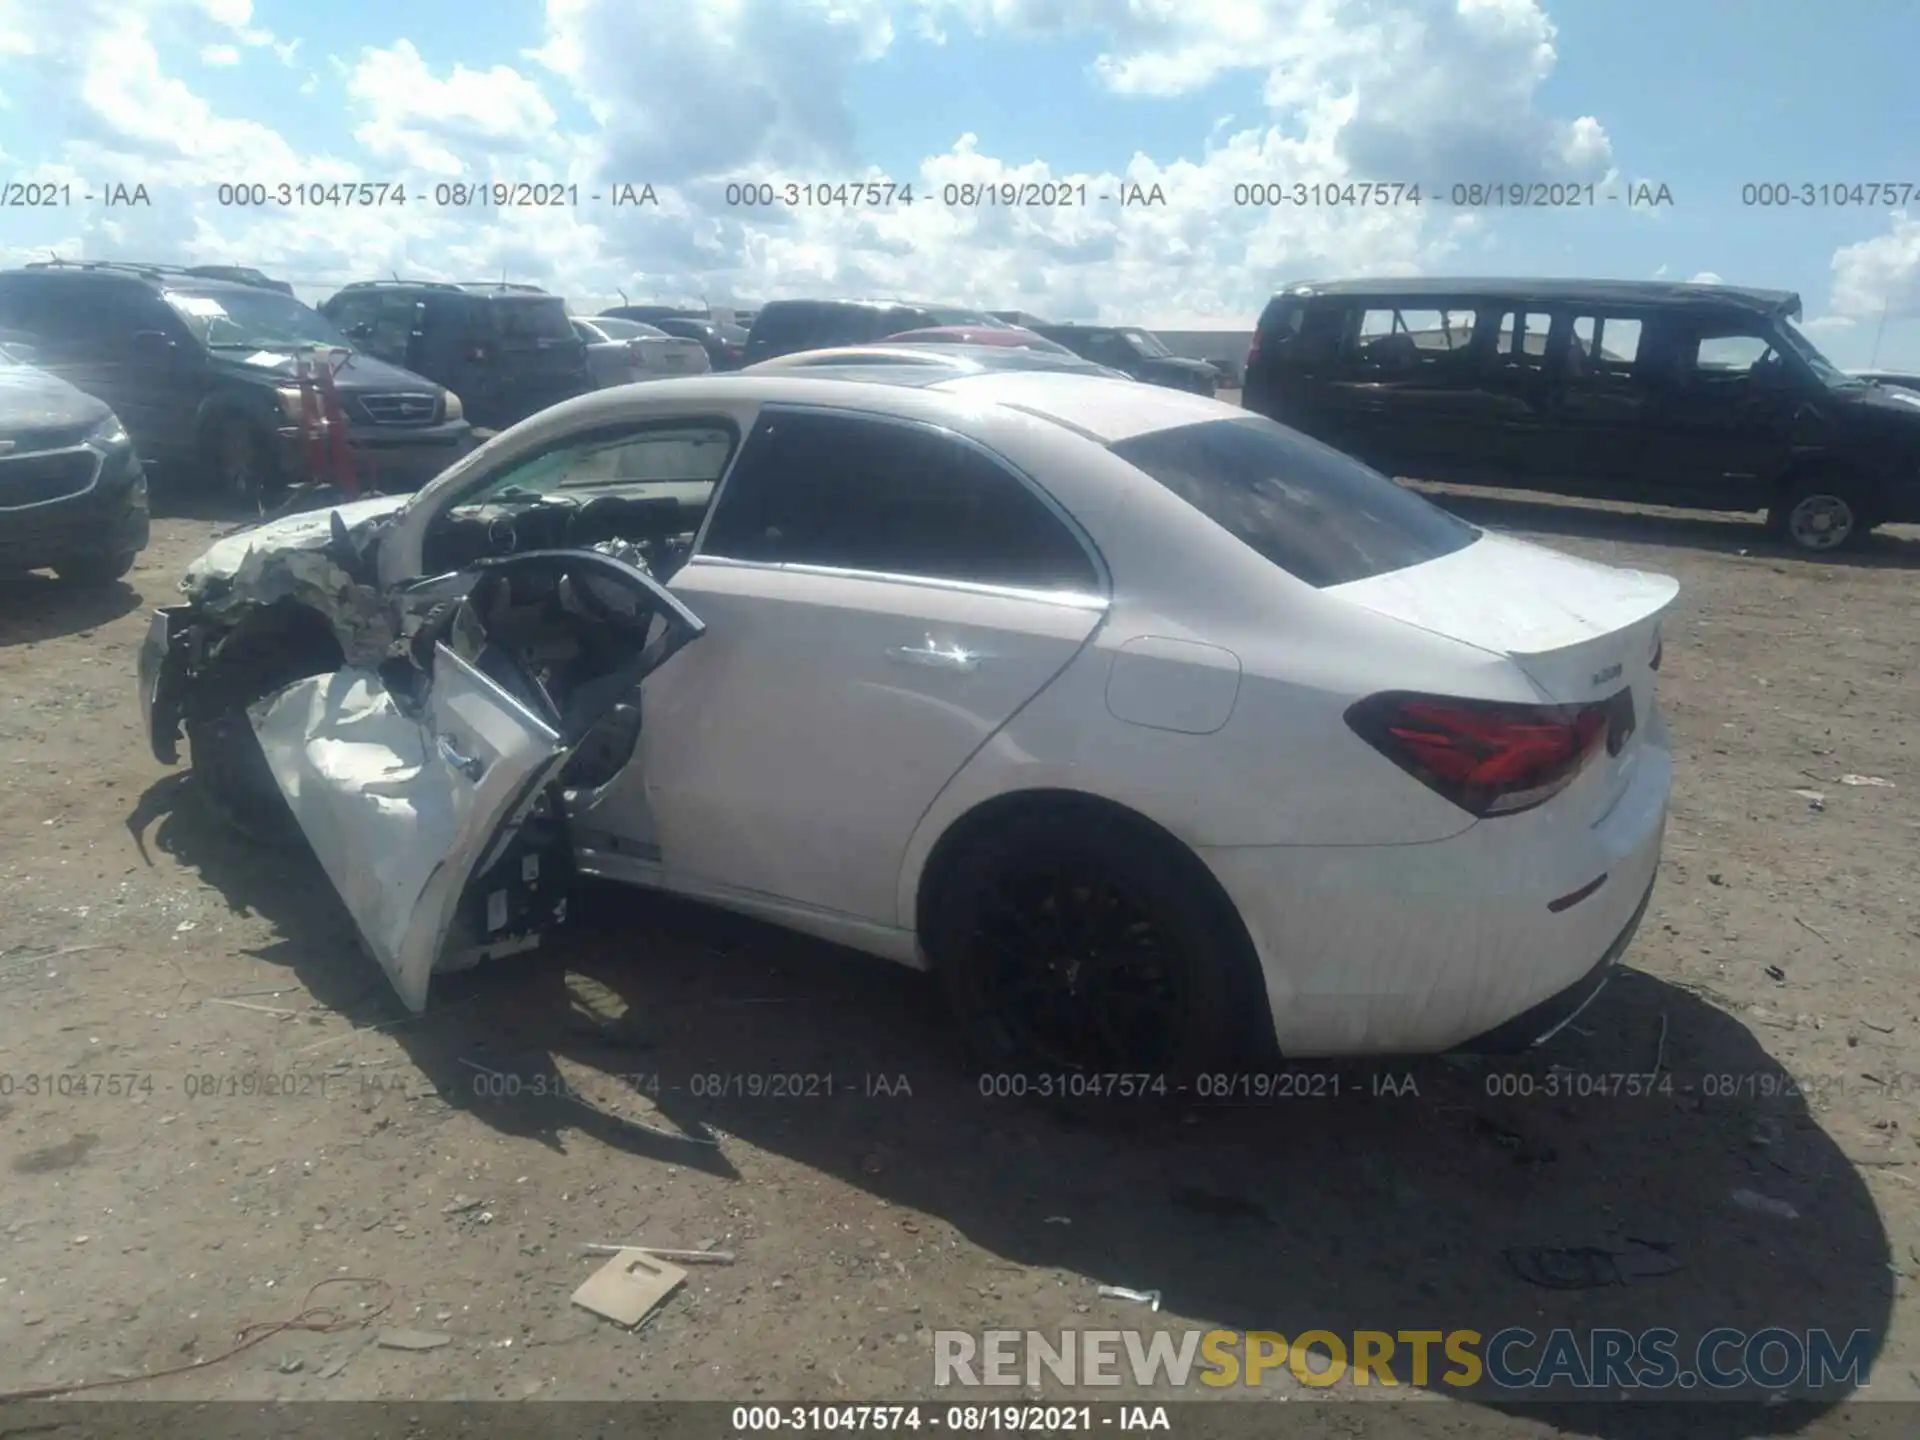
[[138, 501, 706, 1012]]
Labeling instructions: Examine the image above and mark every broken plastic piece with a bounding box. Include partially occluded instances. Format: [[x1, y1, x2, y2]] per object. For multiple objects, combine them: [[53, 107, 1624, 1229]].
[[1096, 1284, 1162, 1310]]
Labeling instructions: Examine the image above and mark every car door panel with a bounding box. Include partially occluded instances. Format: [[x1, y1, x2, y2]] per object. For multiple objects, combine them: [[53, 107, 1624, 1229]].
[[251, 645, 566, 1012], [641, 557, 1102, 924], [252, 547, 706, 1011]]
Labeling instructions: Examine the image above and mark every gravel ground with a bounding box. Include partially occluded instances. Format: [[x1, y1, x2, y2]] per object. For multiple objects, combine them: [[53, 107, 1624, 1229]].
[[1, 474, 1917, 1437]]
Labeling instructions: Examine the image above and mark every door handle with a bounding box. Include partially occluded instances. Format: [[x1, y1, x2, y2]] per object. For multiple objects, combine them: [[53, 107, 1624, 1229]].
[[886, 637, 979, 673], [437, 734, 487, 781]]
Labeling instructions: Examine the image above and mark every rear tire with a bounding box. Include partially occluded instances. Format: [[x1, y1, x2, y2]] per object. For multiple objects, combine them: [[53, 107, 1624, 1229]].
[[1767, 478, 1872, 553], [53, 550, 138, 585], [924, 805, 1266, 1107]]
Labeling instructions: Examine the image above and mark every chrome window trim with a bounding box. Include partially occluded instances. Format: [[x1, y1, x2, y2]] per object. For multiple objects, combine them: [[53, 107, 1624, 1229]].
[[688, 402, 1113, 599], [682, 552, 1109, 611]]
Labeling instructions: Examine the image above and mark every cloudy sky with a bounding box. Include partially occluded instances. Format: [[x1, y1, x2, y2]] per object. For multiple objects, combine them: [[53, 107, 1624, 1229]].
[[1, 0, 1916, 365]]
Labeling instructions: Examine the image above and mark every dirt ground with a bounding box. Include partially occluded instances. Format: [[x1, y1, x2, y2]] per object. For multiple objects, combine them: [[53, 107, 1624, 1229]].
[[2, 467, 1918, 1437]]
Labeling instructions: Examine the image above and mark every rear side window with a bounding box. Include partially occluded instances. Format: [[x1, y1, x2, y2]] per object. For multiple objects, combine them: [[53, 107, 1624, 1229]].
[[1110, 415, 1477, 589], [491, 298, 575, 346], [702, 409, 1100, 592]]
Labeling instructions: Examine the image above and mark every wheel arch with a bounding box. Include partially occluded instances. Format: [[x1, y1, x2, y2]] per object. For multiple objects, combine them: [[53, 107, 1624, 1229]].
[[909, 785, 1279, 1063]]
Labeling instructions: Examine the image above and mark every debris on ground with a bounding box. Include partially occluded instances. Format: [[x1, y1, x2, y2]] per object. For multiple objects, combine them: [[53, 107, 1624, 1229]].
[[580, 1243, 735, 1264], [1730, 1188, 1800, 1221], [572, 1249, 688, 1329], [1835, 774, 1895, 788], [1096, 1284, 1162, 1309], [375, 1329, 452, 1351]]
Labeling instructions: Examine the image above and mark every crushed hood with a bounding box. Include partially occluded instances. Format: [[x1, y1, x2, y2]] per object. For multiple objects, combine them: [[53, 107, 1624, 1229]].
[[184, 494, 410, 594], [183, 494, 412, 668]]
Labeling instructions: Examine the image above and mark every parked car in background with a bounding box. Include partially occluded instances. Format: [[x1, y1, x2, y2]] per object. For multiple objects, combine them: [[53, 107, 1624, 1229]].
[[742, 300, 1009, 366], [600, 304, 706, 326], [138, 369, 1674, 1085], [0, 332, 149, 585], [0, 262, 471, 503], [320, 281, 590, 431], [744, 344, 1131, 380], [653, 317, 750, 371], [571, 316, 712, 387], [1241, 277, 1920, 552], [178, 265, 296, 296], [882, 325, 1079, 355], [1028, 324, 1220, 395]]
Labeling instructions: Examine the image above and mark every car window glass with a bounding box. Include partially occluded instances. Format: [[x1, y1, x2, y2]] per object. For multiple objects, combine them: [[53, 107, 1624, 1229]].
[[1349, 307, 1476, 372], [1693, 333, 1774, 374], [369, 296, 419, 356], [1110, 414, 1477, 589], [1493, 310, 1554, 368], [1568, 315, 1644, 381], [702, 410, 1100, 591], [460, 422, 738, 505], [491, 298, 574, 345]]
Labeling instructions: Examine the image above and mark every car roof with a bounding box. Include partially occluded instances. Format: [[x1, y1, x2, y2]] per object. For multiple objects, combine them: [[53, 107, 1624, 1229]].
[[745, 344, 1112, 375], [1274, 276, 1802, 315], [592, 368, 1227, 443]]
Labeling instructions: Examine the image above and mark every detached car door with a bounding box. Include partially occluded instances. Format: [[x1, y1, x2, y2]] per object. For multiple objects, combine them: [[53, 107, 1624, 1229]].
[[643, 406, 1107, 925], [250, 548, 704, 1011]]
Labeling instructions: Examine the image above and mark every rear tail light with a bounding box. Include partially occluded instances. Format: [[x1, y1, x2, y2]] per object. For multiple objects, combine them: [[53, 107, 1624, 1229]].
[[1245, 332, 1263, 371], [1344, 692, 1613, 817]]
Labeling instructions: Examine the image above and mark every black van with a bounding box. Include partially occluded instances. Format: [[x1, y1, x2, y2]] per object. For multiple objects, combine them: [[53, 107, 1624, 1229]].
[[0, 262, 471, 501], [1242, 277, 1920, 551], [319, 281, 592, 430], [742, 299, 1006, 366]]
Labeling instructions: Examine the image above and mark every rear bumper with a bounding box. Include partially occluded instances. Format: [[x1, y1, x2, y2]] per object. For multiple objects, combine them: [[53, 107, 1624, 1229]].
[[1198, 710, 1673, 1058], [0, 448, 149, 570]]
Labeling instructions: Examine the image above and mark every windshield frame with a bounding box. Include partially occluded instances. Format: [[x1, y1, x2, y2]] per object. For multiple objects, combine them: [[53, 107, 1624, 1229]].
[[1122, 328, 1172, 358], [162, 287, 352, 352], [1773, 317, 1860, 389]]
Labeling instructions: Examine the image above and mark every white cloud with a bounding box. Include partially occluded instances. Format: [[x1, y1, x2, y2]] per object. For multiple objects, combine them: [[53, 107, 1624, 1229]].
[[347, 41, 561, 177], [0, 0, 1620, 324], [1829, 211, 1920, 319], [1688, 270, 1723, 284], [201, 44, 239, 65]]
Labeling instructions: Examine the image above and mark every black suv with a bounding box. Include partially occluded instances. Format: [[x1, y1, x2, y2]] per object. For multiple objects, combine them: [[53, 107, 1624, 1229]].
[[0, 332, 149, 585], [1027, 324, 1219, 395], [0, 262, 472, 500], [1241, 276, 1920, 552], [742, 299, 1007, 366], [319, 281, 591, 430]]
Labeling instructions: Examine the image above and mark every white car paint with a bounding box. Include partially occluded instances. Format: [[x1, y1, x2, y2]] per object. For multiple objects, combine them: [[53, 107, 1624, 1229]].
[[572, 317, 712, 387], [250, 646, 566, 1012], [198, 369, 1676, 1054]]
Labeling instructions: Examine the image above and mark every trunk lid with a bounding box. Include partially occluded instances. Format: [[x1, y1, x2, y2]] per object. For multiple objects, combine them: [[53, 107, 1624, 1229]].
[[1327, 532, 1675, 704], [1328, 533, 1675, 811]]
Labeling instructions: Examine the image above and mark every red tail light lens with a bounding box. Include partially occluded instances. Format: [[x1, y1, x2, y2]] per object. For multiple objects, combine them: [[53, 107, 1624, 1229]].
[[1344, 692, 1612, 817], [1245, 334, 1262, 371]]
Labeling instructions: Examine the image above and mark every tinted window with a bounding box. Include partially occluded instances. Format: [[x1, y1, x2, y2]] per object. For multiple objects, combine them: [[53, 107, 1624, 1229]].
[[1493, 310, 1554, 366], [1349, 306, 1476, 372], [703, 409, 1100, 591], [1110, 415, 1477, 589], [490, 298, 574, 346], [1570, 315, 1643, 371], [0, 279, 169, 349]]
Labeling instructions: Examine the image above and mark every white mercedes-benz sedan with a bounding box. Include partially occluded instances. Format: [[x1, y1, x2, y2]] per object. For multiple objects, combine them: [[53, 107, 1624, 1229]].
[[138, 367, 1675, 1080]]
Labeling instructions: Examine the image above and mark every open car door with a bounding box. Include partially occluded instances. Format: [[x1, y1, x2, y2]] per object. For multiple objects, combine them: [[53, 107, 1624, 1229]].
[[249, 548, 705, 1012]]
